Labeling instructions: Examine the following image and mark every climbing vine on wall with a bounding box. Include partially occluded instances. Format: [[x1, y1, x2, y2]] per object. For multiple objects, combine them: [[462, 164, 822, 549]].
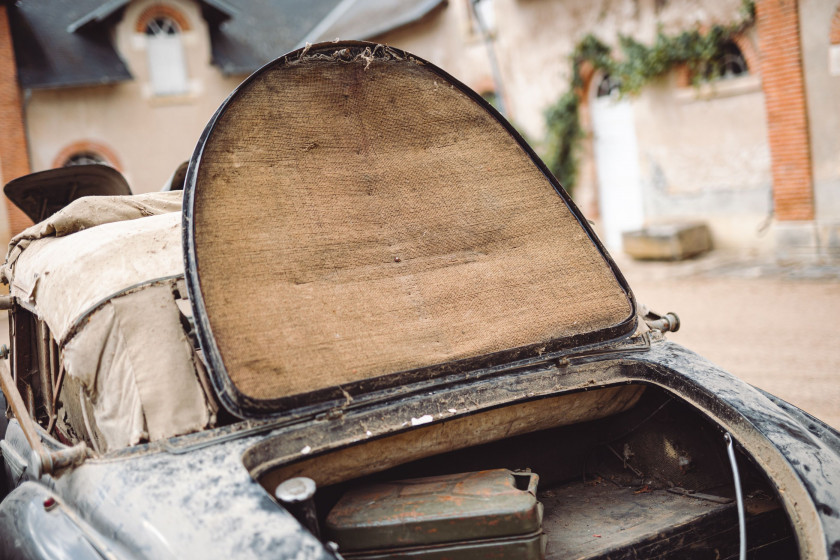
[[543, 1, 755, 195]]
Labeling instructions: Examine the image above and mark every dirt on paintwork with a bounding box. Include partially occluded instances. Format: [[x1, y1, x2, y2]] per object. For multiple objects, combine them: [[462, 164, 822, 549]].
[[615, 251, 840, 430]]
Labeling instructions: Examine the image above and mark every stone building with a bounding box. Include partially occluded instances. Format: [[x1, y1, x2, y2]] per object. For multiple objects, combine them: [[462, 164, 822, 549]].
[[0, 0, 838, 261], [378, 0, 840, 260]]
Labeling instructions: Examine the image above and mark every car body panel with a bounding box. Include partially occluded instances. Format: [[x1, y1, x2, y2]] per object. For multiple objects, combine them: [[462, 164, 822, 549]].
[[0, 483, 104, 560], [3, 339, 838, 558]]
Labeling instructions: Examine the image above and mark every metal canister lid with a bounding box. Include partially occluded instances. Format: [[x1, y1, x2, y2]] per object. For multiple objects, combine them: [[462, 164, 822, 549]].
[[275, 477, 317, 504]]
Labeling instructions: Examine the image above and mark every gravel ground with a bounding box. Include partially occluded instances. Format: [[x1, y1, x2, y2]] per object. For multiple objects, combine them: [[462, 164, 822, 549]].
[[614, 252, 840, 430]]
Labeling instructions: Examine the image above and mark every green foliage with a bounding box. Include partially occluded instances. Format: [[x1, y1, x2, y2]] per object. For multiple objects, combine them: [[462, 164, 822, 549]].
[[570, 35, 613, 90], [616, 26, 735, 93], [543, 10, 754, 195], [740, 0, 756, 21], [543, 91, 582, 190]]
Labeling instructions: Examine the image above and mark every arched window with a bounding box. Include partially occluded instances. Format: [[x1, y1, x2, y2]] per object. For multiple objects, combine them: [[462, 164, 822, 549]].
[[595, 74, 621, 98], [706, 41, 749, 81], [145, 16, 189, 96], [53, 140, 122, 171], [63, 151, 108, 167]]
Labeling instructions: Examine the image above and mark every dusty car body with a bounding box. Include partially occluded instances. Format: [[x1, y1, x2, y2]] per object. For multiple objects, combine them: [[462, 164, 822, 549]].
[[0, 41, 839, 559]]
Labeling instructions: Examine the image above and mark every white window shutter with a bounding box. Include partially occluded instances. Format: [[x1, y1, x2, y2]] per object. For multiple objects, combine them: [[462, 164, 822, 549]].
[[148, 33, 188, 96]]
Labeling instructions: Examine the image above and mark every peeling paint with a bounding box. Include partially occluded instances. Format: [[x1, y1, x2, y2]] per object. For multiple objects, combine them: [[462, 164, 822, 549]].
[[411, 415, 434, 426]]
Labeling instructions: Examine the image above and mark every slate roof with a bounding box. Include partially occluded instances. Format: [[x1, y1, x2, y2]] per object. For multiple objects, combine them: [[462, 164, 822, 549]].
[[9, 0, 446, 89], [208, 0, 340, 76], [10, 0, 133, 89], [303, 0, 445, 46]]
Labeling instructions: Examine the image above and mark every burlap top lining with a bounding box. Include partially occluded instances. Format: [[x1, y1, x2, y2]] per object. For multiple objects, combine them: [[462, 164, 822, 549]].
[[192, 55, 632, 402]]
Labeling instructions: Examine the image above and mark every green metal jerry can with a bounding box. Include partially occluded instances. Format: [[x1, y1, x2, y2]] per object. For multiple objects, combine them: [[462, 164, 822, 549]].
[[325, 469, 546, 559]]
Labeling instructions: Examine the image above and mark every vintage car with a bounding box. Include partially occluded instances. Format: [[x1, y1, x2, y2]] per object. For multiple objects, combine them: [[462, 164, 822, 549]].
[[0, 41, 838, 559]]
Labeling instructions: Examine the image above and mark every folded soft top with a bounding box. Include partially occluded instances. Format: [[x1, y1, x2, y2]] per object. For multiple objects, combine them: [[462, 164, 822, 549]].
[[4, 191, 183, 343], [3, 191, 210, 451]]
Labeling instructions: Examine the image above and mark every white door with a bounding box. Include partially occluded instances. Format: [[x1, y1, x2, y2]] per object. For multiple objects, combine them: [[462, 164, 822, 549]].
[[591, 77, 645, 251]]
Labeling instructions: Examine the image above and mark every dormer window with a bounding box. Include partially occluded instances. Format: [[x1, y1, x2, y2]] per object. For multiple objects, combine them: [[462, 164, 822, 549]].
[[145, 17, 188, 96]]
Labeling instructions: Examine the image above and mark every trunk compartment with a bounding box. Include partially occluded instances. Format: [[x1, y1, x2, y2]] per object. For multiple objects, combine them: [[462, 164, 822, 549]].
[[255, 383, 798, 559]]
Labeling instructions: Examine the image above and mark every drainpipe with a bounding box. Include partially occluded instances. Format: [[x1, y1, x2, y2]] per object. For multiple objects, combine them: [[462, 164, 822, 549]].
[[469, 0, 507, 118]]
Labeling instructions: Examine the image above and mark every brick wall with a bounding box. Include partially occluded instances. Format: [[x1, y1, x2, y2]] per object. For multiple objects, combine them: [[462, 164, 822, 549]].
[[755, 0, 815, 221], [0, 5, 33, 234]]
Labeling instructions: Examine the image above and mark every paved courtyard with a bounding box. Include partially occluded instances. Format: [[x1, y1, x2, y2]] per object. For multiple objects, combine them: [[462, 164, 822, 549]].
[[615, 252, 840, 430]]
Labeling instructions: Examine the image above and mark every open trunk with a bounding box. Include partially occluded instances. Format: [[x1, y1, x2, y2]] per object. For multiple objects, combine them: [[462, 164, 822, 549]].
[[250, 382, 797, 559], [178, 41, 802, 559]]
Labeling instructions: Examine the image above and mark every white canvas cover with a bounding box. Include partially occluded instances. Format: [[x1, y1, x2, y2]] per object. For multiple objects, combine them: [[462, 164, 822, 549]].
[[4, 191, 184, 341], [3, 192, 211, 450]]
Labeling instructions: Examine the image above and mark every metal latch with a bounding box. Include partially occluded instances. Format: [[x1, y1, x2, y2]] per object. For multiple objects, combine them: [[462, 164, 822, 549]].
[[642, 307, 680, 333]]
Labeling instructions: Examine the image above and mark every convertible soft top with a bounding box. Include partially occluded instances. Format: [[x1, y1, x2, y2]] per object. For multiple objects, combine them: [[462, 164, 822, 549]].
[[2, 192, 211, 450]]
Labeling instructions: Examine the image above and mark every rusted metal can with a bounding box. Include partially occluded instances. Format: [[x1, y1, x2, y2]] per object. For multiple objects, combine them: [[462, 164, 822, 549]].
[[325, 469, 545, 559]]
